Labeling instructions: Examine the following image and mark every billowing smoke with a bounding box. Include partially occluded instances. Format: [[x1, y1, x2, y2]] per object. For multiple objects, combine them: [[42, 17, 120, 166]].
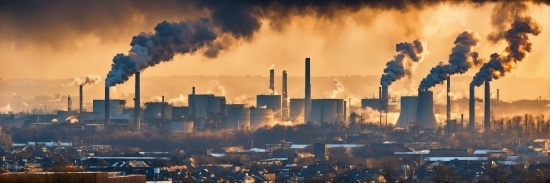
[[106, 19, 218, 87], [330, 78, 344, 99], [0, 103, 12, 113], [169, 94, 188, 106], [418, 31, 482, 90], [210, 80, 226, 96], [380, 40, 429, 87], [66, 116, 79, 124], [471, 2, 541, 87], [64, 74, 102, 87]]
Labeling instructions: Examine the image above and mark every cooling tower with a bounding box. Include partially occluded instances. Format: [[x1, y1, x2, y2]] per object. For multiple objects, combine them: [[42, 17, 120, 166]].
[[135, 72, 141, 130], [469, 86, 475, 131], [396, 96, 418, 128], [282, 70, 288, 119], [484, 82, 490, 132], [381, 85, 389, 112], [270, 69, 275, 94], [417, 90, 438, 128], [289, 98, 304, 121], [305, 58, 311, 123], [105, 87, 110, 126]]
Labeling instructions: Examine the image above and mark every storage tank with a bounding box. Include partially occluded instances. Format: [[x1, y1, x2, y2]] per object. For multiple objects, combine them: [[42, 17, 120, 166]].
[[207, 96, 225, 114], [225, 104, 245, 115], [396, 96, 418, 128], [93, 99, 125, 117], [289, 99, 304, 121], [188, 94, 214, 118], [250, 108, 274, 130], [144, 102, 172, 120], [309, 99, 344, 124], [417, 90, 438, 128], [226, 108, 250, 130], [172, 106, 188, 121], [256, 95, 281, 116]]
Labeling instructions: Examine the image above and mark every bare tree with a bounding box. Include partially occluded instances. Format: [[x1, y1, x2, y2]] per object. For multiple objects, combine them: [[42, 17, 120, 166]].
[[430, 164, 454, 183]]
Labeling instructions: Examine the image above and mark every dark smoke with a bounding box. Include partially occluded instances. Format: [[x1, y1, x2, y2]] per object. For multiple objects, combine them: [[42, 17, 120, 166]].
[[418, 31, 482, 90], [471, 3, 542, 87], [380, 40, 429, 87], [106, 19, 217, 87]]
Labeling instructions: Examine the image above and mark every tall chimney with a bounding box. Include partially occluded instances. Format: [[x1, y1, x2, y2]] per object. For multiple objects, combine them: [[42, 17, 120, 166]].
[[282, 70, 288, 119], [305, 58, 311, 123], [484, 82, 490, 132], [446, 77, 451, 121], [67, 95, 72, 112], [161, 95, 165, 121], [135, 72, 141, 131], [381, 85, 389, 112], [270, 69, 275, 94], [105, 87, 110, 126], [461, 114, 464, 130], [344, 100, 347, 124], [469, 86, 475, 131], [79, 85, 83, 114]]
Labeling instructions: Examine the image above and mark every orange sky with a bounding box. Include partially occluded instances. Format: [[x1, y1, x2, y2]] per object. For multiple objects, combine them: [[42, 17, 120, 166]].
[[1, 2, 549, 82]]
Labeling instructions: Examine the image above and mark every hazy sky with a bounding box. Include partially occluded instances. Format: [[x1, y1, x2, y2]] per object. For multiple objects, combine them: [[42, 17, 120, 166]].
[[1, 1, 549, 83]]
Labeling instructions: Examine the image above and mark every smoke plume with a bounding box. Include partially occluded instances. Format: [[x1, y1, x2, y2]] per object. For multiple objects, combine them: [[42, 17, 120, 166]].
[[269, 64, 275, 70], [210, 80, 226, 96], [64, 74, 102, 87], [169, 94, 188, 106], [380, 39, 429, 87], [418, 31, 482, 90], [330, 78, 345, 99], [471, 2, 541, 87]]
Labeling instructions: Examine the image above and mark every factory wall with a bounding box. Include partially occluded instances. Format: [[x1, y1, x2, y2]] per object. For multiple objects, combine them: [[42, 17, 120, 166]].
[[309, 99, 344, 124], [226, 107, 251, 130], [289, 99, 304, 122], [92, 99, 125, 117], [144, 102, 173, 120], [250, 108, 274, 130]]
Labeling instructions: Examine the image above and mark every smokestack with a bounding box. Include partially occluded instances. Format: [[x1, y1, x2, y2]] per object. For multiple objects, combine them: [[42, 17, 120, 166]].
[[79, 85, 83, 114], [469, 86, 475, 131], [135, 72, 140, 131], [381, 85, 388, 112], [282, 70, 288, 119], [67, 95, 72, 112], [305, 58, 311, 123], [379, 87, 382, 100], [461, 113, 464, 130], [270, 69, 275, 94], [447, 77, 451, 121], [161, 95, 165, 121], [105, 87, 110, 126], [344, 100, 347, 123], [484, 82, 490, 132]]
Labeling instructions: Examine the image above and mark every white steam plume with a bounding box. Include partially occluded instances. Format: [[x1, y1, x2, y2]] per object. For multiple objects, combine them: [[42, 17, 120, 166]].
[[63, 74, 102, 87]]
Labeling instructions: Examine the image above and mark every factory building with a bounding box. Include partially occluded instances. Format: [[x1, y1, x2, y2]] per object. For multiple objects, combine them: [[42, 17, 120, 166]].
[[289, 99, 304, 122], [256, 94, 282, 118], [308, 99, 345, 124]]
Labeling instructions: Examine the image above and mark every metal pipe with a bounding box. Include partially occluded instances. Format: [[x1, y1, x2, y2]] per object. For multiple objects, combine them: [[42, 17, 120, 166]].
[[270, 69, 275, 94], [282, 70, 288, 119]]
